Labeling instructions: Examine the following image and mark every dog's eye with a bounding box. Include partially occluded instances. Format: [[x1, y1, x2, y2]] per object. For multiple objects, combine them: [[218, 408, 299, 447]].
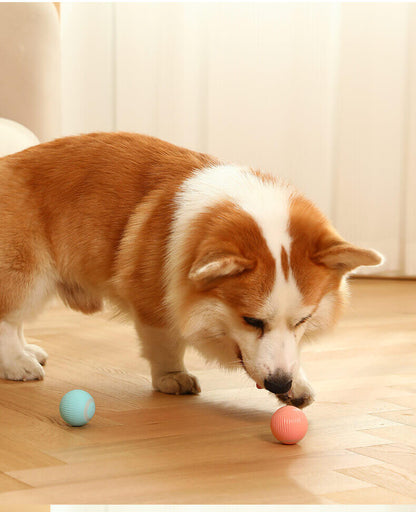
[[294, 314, 312, 328], [243, 317, 265, 334]]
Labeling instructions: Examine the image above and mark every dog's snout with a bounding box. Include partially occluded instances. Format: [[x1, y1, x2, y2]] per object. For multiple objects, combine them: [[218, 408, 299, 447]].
[[264, 373, 292, 394]]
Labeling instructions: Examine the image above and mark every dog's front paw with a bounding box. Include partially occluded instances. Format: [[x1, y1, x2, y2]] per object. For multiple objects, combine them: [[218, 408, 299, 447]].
[[277, 378, 315, 409], [0, 350, 45, 381], [25, 344, 48, 366], [277, 391, 314, 409], [154, 371, 201, 395]]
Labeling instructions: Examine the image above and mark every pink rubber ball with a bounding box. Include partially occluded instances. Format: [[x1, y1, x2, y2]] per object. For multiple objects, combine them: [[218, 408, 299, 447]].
[[270, 405, 308, 444]]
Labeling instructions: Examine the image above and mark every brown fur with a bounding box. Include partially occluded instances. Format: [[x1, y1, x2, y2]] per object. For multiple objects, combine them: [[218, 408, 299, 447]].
[[179, 200, 276, 320], [288, 193, 381, 323], [280, 246, 290, 282], [288, 194, 343, 307], [0, 132, 216, 324]]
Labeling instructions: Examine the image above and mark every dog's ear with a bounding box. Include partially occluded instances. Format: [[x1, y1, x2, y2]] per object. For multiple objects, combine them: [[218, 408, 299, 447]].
[[289, 193, 384, 274], [312, 239, 384, 273], [189, 251, 255, 284]]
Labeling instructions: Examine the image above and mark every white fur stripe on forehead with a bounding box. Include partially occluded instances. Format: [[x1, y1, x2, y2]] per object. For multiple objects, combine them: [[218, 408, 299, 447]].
[[171, 164, 292, 266]]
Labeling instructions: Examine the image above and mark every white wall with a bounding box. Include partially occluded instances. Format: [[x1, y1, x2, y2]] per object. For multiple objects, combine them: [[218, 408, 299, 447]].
[[405, 4, 416, 276], [332, 3, 408, 275], [61, 2, 416, 277]]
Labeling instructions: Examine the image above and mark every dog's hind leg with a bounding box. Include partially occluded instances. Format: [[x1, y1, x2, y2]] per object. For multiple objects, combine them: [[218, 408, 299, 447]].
[[0, 271, 53, 381], [0, 320, 46, 380], [136, 322, 201, 395], [0, 164, 54, 380]]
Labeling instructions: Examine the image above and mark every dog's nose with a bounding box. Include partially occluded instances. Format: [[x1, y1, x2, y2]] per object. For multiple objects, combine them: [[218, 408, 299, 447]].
[[264, 373, 292, 394]]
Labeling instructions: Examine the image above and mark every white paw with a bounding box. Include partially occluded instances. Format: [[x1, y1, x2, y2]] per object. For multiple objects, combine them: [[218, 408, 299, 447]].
[[25, 344, 48, 365], [277, 378, 315, 408], [155, 371, 201, 395], [0, 350, 45, 381]]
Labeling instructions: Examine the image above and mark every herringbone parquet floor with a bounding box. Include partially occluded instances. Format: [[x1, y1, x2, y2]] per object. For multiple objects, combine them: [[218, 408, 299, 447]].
[[0, 279, 415, 504]]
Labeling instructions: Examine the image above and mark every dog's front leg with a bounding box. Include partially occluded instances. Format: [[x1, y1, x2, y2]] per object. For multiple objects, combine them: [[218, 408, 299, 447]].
[[136, 323, 201, 395], [277, 366, 315, 408]]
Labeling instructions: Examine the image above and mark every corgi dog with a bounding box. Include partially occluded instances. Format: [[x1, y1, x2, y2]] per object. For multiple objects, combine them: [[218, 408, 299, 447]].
[[0, 133, 382, 407]]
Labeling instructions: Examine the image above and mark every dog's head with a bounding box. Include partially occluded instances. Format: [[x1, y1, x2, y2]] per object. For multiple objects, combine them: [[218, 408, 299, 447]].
[[167, 168, 383, 394]]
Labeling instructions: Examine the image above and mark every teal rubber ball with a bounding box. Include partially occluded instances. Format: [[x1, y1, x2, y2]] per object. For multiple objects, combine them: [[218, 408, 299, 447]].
[[59, 389, 95, 426]]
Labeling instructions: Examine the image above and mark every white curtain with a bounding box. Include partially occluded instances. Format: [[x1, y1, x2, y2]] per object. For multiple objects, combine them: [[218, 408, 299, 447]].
[[61, 3, 416, 277]]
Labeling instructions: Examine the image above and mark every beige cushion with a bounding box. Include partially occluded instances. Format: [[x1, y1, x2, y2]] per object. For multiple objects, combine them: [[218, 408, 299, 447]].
[[0, 118, 39, 157]]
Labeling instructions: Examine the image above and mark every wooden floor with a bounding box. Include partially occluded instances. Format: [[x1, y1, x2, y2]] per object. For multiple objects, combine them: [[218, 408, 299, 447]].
[[0, 278, 415, 504]]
